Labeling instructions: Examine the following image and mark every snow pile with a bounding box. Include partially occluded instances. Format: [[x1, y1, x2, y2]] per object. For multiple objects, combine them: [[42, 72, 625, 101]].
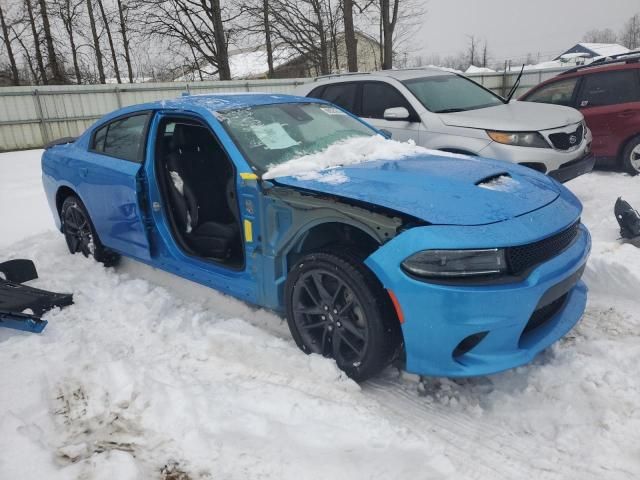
[[1, 150, 640, 479], [263, 135, 428, 181]]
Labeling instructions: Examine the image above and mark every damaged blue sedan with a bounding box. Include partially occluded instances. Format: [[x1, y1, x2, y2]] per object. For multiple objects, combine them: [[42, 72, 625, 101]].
[[42, 93, 591, 381]]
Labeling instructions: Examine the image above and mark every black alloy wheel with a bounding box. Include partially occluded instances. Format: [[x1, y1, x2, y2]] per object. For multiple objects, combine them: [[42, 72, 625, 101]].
[[285, 250, 401, 381], [61, 196, 120, 266]]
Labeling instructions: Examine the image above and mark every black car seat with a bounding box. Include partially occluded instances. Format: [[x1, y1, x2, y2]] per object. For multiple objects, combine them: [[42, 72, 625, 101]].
[[165, 123, 239, 259]]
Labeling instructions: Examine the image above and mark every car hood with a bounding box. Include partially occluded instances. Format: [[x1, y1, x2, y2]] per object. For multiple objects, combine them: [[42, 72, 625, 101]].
[[271, 154, 561, 226], [438, 101, 583, 131]]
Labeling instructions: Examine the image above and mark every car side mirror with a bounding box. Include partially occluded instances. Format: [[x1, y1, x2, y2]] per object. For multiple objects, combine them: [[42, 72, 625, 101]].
[[383, 107, 410, 121]]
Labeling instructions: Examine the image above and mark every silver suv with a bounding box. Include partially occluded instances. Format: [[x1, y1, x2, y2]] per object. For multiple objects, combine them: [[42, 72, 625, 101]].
[[299, 68, 595, 182]]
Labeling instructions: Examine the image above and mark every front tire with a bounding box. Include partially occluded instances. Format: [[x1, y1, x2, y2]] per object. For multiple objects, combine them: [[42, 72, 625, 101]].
[[285, 250, 400, 382], [621, 135, 640, 176], [61, 196, 120, 267]]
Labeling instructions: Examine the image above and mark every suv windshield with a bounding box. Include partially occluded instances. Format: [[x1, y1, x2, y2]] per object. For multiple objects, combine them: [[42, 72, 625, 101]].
[[404, 74, 505, 113], [217, 102, 375, 174]]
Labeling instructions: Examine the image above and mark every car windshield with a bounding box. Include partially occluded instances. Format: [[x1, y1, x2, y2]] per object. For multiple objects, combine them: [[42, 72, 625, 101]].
[[217, 102, 376, 174], [403, 74, 505, 113]]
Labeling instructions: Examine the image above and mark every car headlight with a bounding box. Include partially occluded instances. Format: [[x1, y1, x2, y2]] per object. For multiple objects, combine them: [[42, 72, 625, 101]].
[[402, 249, 507, 278], [486, 130, 549, 148]]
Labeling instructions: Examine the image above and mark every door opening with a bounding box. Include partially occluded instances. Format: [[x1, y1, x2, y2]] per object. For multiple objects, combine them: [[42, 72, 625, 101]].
[[155, 116, 244, 268]]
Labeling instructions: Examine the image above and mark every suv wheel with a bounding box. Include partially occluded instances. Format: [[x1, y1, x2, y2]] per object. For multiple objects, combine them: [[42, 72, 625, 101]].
[[621, 135, 640, 176]]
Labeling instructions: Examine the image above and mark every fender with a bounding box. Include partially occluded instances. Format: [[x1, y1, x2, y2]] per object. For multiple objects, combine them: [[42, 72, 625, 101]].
[[258, 185, 408, 309]]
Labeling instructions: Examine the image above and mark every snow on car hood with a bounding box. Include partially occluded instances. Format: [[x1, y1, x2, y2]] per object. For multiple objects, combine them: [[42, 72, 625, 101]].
[[266, 138, 561, 226], [438, 100, 583, 131]]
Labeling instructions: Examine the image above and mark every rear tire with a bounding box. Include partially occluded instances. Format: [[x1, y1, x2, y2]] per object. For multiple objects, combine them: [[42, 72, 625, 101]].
[[621, 135, 640, 176], [61, 196, 120, 267], [285, 249, 401, 382]]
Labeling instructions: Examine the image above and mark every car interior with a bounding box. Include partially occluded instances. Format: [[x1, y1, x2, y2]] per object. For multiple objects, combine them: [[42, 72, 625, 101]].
[[155, 117, 243, 267]]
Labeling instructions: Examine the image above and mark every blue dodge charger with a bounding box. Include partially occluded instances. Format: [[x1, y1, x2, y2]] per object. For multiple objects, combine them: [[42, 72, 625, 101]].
[[41, 93, 591, 381]]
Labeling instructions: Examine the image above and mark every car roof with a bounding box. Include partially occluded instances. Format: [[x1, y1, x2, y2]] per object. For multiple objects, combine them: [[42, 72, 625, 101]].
[[520, 53, 640, 99], [558, 51, 640, 76], [161, 92, 318, 111], [94, 93, 326, 125], [311, 67, 455, 85]]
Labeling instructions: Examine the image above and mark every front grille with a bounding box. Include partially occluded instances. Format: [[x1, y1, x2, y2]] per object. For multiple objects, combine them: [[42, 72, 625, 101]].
[[548, 124, 584, 150], [522, 293, 568, 336], [506, 221, 580, 275]]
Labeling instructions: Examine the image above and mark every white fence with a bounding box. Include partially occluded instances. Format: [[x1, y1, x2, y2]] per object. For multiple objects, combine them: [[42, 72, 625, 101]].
[[0, 67, 568, 152]]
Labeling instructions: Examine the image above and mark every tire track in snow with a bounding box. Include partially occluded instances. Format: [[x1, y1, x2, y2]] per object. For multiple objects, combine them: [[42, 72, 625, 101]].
[[363, 372, 597, 480]]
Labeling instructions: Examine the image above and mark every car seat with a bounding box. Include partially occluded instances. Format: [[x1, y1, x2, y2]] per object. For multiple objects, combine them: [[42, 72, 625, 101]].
[[165, 123, 240, 259]]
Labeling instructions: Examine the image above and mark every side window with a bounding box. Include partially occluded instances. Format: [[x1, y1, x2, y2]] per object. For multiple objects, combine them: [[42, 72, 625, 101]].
[[92, 124, 108, 152], [91, 114, 149, 162], [526, 78, 579, 106], [361, 82, 414, 119], [308, 86, 325, 99], [319, 83, 358, 113], [577, 70, 640, 108]]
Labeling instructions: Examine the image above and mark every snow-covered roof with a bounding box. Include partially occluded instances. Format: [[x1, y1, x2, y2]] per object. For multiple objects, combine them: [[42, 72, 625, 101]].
[[174, 46, 296, 82], [228, 47, 296, 79], [465, 65, 496, 74], [577, 43, 630, 57]]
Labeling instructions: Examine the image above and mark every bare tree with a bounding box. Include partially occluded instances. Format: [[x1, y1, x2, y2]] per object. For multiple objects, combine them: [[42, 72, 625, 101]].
[[116, 0, 133, 82], [262, 0, 274, 77], [96, 0, 121, 83], [38, 0, 65, 83], [140, 0, 234, 80], [343, 0, 357, 71], [238, 0, 275, 77], [481, 40, 489, 68], [582, 28, 617, 44], [268, 0, 337, 75], [86, 0, 106, 83], [379, 0, 398, 69], [619, 13, 640, 50], [0, 1, 19, 84], [366, 0, 422, 70], [24, 0, 47, 83], [55, 0, 84, 83], [466, 34, 477, 67]]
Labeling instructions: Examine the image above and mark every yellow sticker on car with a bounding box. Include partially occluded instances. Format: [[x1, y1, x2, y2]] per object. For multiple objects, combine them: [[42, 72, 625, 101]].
[[244, 219, 253, 242]]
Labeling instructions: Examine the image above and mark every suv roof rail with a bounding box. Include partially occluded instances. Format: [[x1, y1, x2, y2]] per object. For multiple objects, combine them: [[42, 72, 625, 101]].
[[313, 66, 449, 81], [313, 71, 370, 81], [561, 50, 640, 75]]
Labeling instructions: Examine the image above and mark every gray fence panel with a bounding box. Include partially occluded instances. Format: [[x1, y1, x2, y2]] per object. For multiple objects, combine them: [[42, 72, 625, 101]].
[[0, 69, 569, 152], [0, 79, 310, 151]]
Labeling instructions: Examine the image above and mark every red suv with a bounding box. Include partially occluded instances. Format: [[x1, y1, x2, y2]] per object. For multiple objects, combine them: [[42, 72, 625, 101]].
[[521, 52, 640, 175]]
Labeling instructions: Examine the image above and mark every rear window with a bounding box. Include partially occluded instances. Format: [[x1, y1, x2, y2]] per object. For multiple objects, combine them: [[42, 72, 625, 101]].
[[525, 77, 579, 106], [577, 70, 640, 107], [314, 83, 358, 113], [91, 114, 149, 162]]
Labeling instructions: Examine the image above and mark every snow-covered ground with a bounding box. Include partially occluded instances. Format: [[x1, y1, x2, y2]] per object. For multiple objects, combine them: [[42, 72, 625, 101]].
[[1, 149, 639, 479]]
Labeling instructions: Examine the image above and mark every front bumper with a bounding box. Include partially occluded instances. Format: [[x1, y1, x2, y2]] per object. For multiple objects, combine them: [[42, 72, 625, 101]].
[[365, 196, 591, 378], [548, 153, 595, 183], [477, 129, 592, 179]]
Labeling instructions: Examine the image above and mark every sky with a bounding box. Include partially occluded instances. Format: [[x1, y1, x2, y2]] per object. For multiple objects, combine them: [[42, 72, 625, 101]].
[[414, 0, 639, 63]]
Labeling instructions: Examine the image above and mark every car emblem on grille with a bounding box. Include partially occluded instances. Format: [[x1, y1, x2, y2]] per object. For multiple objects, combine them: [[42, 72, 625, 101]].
[[569, 135, 577, 145]]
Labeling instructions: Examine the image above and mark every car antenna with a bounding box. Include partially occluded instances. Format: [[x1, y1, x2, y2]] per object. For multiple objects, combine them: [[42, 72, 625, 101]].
[[506, 64, 525, 103]]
